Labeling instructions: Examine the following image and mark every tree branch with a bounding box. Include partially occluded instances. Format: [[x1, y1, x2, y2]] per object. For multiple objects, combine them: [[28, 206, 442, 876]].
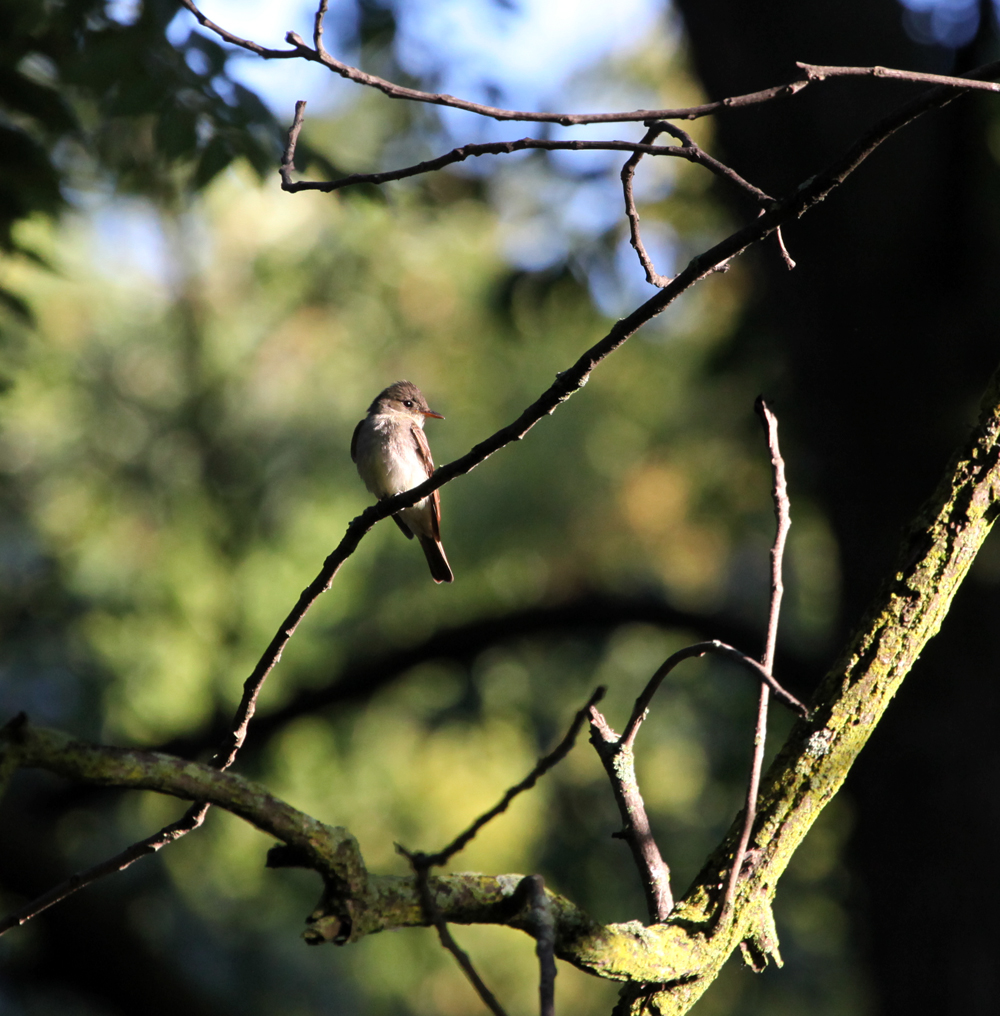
[[718, 398, 792, 928], [422, 687, 605, 868], [278, 113, 766, 195], [0, 718, 366, 894], [797, 61, 1000, 92], [178, 0, 812, 126], [590, 706, 674, 922], [176, 1, 1000, 126]]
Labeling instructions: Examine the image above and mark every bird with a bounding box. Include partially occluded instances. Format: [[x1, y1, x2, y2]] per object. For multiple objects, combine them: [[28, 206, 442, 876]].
[[351, 380, 454, 583]]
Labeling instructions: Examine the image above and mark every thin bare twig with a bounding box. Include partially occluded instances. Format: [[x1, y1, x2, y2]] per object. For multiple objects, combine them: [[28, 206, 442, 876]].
[[757, 400, 791, 669], [621, 640, 807, 751], [775, 226, 796, 270], [178, 1, 1000, 129], [526, 875, 557, 1016], [592, 633, 804, 923], [178, 0, 301, 59], [280, 99, 307, 187], [621, 120, 773, 287], [177, 0, 811, 126], [402, 850, 510, 1016], [717, 398, 792, 928], [621, 123, 673, 286], [0, 804, 209, 936], [797, 61, 1000, 92], [312, 0, 329, 55], [659, 122, 773, 204], [280, 132, 758, 194], [423, 687, 605, 867], [395, 690, 601, 1011]]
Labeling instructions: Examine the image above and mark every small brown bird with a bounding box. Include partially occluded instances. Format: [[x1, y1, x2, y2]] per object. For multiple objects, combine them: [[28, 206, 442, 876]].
[[351, 381, 454, 583]]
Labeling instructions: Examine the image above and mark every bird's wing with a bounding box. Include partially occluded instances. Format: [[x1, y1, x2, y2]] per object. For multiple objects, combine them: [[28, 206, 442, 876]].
[[350, 419, 364, 463], [410, 422, 442, 540], [391, 514, 415, 539]]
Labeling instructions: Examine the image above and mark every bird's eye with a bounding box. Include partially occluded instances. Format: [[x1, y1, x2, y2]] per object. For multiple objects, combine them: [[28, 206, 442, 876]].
[[403, 400, 414, 408]]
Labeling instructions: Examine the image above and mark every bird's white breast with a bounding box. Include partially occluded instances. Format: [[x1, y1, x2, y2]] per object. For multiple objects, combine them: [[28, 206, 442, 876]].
[[355, 412, 430, 503]]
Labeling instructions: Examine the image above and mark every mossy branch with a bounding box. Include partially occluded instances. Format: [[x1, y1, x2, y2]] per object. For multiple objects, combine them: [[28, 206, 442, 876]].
[[0, 717, 366, 895], [3, 362, 1000, 1013]]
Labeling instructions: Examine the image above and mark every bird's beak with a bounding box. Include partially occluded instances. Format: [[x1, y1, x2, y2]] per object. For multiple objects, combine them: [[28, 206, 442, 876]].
[[423, 410, 445, 420]]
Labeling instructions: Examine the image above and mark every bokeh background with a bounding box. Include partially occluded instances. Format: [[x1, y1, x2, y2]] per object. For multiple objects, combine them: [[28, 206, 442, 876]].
[[1, 1, 999, 1013]]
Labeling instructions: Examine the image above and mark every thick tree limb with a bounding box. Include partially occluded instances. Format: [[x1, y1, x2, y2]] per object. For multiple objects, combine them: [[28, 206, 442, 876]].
[[0, 718, 366, 896]]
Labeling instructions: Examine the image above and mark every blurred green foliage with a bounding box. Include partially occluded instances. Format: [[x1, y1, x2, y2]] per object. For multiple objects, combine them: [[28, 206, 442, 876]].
[[0, 4, 860, 1015]]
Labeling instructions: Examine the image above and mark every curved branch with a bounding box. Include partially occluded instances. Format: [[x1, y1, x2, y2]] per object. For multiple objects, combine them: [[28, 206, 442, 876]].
[[0, 719, 366, 897], [621, 640, 808, 750], [177, 2, 1000, 126], [178, 0, 811, 126], [282, 132, 736, 193], [621, 123, 674, 286]]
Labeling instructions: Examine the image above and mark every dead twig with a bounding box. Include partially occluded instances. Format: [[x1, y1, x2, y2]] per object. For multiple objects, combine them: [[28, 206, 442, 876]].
[[620, 120, 773, 287], [621, 640, 807, 751], [279, 126, 764, 194], [178, 1, 1000, 129], [424, 687, 605, 867], [797, 61, 1000, 92], [775, 226, 796, 270], [312, 0, 329, 55], [402, 849, 510, 1016], [394, 691, 603, 1010], [178, 0, 811, 126], [280, 99, 307, 187], [621, 123, 673, 287], [590, 634, 805, 923], [717, 398, 792, 928], [0, 802, 209, 936]]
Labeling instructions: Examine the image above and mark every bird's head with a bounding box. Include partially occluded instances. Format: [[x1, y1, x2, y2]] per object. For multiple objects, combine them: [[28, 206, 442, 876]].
[[369, 380, 444, 423]]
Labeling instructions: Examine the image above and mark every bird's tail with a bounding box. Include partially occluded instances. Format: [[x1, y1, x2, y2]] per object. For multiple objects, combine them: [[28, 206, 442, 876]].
[[418, 535, 454, 583]]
